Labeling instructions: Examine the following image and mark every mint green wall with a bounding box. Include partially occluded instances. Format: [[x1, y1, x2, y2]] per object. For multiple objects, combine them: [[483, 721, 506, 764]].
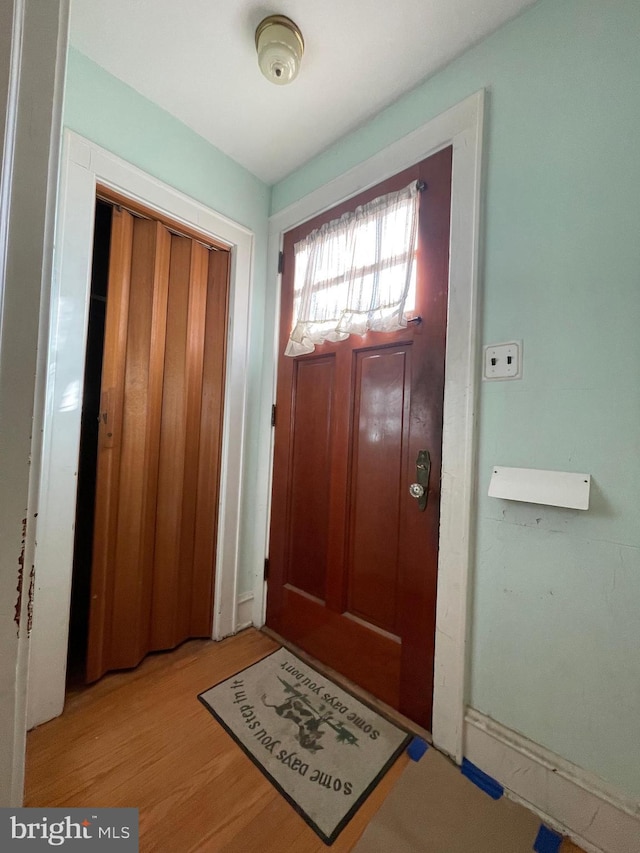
[[64, 47, 270, 606], [273, 0, 640, 799], [66, 0, 640, 801], [66, 48, 269, 233]]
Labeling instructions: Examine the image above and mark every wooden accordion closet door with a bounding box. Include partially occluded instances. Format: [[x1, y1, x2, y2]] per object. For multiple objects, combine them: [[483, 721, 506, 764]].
[[86, 204, 230, 683]]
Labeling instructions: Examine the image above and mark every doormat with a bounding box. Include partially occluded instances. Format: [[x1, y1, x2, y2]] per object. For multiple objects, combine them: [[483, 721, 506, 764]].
[[198, 647, 410, 845]]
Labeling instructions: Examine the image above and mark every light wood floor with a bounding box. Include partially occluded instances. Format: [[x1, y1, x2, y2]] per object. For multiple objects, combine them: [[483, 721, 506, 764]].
[[25, 629, 408, 852], [25, 628, 585, 852]]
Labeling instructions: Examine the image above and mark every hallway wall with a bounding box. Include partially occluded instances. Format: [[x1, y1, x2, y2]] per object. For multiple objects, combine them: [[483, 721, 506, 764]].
[[271, 0, 640, 801]]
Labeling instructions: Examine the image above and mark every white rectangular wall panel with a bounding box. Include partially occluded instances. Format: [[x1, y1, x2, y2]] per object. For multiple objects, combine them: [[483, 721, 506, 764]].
[[488, 466, 590, 510]]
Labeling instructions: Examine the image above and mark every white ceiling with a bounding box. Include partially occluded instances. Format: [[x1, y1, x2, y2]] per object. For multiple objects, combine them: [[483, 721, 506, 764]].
[[70, 0, 537, 185]]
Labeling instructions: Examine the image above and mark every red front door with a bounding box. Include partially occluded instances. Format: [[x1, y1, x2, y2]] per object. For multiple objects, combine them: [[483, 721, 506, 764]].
[[266, 147, 452, 729]]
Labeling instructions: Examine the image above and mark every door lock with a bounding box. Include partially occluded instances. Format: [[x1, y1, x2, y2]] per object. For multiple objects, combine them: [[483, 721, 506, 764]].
[[409, 449, 431, 511]]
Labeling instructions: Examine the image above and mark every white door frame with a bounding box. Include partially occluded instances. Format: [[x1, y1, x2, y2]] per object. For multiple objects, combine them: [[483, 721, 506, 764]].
[[27, 131, 255, 729], [257, 91, 485, 762], [1, 0, 69, 804]]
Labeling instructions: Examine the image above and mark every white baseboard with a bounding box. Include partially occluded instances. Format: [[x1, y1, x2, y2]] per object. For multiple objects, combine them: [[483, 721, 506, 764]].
[[236, 592, 254, 631], [464, 709, 640, 853]]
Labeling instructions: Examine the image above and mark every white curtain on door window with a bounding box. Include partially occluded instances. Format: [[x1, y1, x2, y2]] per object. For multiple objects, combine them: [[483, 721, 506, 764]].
[[285, 182, 420, 357]]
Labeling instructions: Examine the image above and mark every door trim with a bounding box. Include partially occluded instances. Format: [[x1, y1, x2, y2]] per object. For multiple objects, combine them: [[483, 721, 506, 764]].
[[259, 90, 485, 763], [1, 0, 69, 805], [27, 131, 255, 728]]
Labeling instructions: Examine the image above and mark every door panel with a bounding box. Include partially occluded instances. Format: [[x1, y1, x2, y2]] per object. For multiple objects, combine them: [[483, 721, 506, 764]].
[[267, 147, 452, 729], [190, 249, 230, 634], [348, 346, 410, 635], [276, 586, 401, 709], [133, 222, 171, 659], [149, 236, 208, 649], [287, 356, 335, 599], [86, 207, 134, 681], [97, 216, 171, 673], [86, 204, 230, 683]]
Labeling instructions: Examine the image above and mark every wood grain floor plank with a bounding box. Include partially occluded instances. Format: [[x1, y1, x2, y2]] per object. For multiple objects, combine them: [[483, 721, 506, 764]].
[[25, 628, 584, 853], [560, 841, 588, 853], [25, 629, 405, 852]]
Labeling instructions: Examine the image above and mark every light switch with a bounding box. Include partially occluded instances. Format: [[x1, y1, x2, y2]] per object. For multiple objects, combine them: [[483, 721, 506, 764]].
[[483, 341, 521, 380]]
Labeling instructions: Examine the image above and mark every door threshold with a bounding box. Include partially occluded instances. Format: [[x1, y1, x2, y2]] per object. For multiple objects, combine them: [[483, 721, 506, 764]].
[[260, 626, 432, 744]]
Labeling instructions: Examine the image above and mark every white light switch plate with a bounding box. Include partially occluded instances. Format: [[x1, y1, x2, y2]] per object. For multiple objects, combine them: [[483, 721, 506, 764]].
[[483, 341, 522, 380]]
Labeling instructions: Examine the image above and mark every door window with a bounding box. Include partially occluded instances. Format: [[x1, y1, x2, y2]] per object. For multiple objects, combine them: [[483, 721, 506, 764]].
[[286, 182, 420, 356]]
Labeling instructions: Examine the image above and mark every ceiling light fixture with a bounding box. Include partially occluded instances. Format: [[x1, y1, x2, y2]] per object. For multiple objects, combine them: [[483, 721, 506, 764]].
[[255, 15, 304, 85]]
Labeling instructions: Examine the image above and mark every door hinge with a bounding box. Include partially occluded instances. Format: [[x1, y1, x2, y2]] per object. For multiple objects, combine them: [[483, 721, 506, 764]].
[[263, 557, 270, 580], [278, 251, 284, 275], [271, 403, 276, 427]]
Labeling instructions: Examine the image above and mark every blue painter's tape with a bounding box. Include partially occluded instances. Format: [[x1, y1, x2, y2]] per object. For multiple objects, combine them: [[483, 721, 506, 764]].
[[407, 737, 429, 761], [461, 758, 504, 799], [533, 824, 563, 853]]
